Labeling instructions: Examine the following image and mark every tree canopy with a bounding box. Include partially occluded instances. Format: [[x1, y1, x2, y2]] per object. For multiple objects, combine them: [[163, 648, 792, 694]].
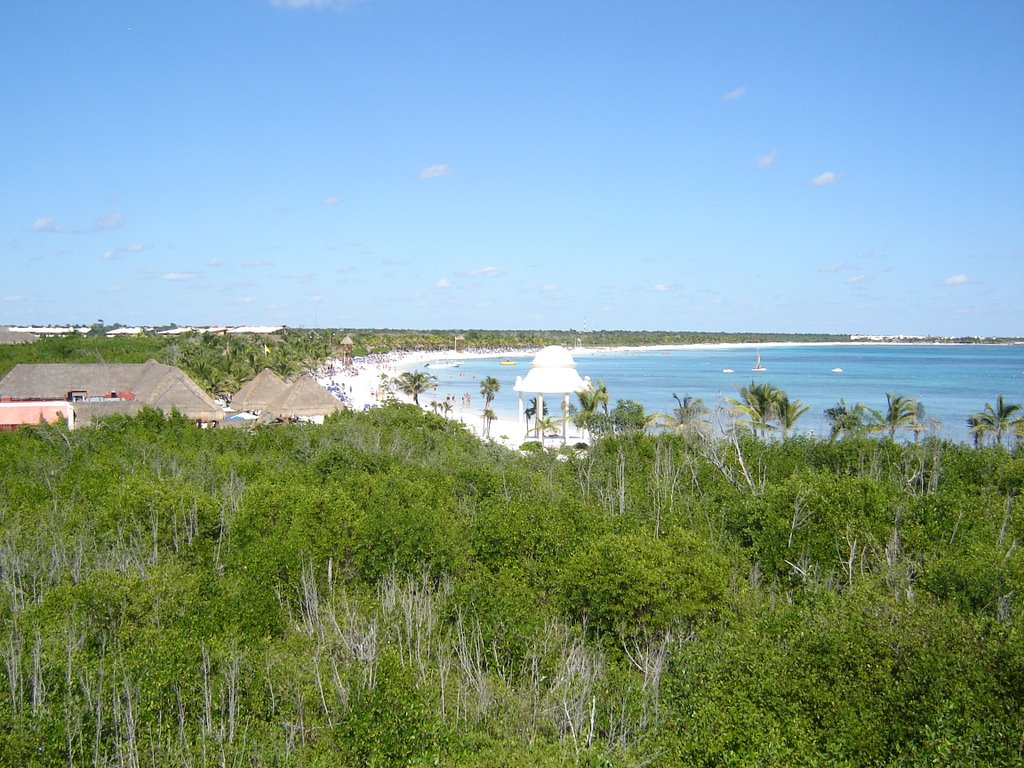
[[0, 400, 1021, 766]]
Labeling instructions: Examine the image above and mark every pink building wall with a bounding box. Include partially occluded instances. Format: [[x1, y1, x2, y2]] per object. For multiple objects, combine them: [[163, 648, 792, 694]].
[[0, 401, 74, 430]]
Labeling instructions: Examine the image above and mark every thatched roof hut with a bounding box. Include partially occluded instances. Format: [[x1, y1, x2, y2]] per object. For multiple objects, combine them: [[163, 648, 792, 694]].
[[231, 368, 286, 413], [0, 328, 37, 345], [340, 335, 354, 365], [256, 375, 342, 424], [0, 360, 223, 424]]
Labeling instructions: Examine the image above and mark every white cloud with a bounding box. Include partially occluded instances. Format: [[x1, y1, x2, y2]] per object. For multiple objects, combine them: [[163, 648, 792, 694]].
[[542, 284, 558, 292], [207, 258, 223, 267], [103, 243, 149, 260], [944, 274, 969, 285], [3, 294, 23, 302], [756, 150, 778, 168], [32, 212, 126, 234], [470, 266, 501, 277], [848, 274, 865, 284], [434, 277, 452, 289], [653, 283, 672, 292], [323, 196, 341, 207], [812, 171, 838, 186], [819, 263, 844, 273], [722, 86, 747, 100], [94, 212, 125, 230], [418, 164, 452, 180], [161, 272, 198, 281]]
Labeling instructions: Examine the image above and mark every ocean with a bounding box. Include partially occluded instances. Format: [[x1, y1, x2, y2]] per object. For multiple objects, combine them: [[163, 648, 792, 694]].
[[419, 344, 1024, 444]]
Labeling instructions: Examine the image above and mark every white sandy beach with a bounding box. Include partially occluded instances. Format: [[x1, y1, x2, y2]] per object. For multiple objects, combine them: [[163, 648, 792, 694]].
[[314, 347, 593, 449]]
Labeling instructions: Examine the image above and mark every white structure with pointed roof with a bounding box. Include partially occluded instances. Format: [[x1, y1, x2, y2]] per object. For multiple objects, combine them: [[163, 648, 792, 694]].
[[512, 345, 592, 443]]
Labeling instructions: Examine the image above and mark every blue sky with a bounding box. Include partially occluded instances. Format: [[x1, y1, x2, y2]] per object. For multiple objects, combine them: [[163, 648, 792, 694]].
[[2, 1, 1022, 335]]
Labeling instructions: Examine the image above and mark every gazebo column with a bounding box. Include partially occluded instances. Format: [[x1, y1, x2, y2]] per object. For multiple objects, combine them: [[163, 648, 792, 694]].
[[516, 377, 525, 428], [536, 393, 544, 439]]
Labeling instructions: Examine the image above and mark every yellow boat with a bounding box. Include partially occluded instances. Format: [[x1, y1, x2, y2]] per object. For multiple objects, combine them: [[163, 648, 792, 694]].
[[499, 359, 517, 366]]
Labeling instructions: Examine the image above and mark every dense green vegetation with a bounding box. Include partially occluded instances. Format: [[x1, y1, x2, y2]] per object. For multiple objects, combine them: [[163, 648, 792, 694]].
[[2, 403, 1022, 765], [0, 330, 346, 393]]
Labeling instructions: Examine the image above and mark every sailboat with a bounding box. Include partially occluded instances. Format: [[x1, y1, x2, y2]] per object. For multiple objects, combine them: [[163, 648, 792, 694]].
[[752, 350, 766, 372]]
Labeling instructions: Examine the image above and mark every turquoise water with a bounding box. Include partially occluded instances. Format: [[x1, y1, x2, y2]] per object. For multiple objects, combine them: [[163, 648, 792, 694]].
[[419, 344, 1024, 443]]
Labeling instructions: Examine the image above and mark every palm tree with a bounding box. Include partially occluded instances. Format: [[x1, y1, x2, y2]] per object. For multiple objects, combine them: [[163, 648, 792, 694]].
[[824, 399, 880, 439], [595, 379, 610, 417], [242, 345, 263, 380], [908, 400, 940, 442], [479, 376, 501, 409], [524, 396, 548, 437], [573, 388, 602, 441], [187, 356, 219, 394], [650, 393, 712, 438], [270, 348, 303, 379], [393, 370, 437, 406], [775, 393, 811, 440], [976, 395, 1022, 447], [879, 392, 918, 439], [482, 408, 496, 438], [966, 413, 990, 449], [535, 415, 559, 443], [727, 381, 783, 439]]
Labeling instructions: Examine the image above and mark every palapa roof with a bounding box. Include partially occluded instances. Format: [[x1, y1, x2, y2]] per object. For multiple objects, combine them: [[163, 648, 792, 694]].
[[0, 360, 222, 422], [0, 328, 38, 344], [231, 368, 286, 412], [256, 375, 342, 423]]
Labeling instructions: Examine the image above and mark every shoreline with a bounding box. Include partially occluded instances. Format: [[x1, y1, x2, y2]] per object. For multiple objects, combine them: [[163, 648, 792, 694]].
[[314, 341, 1022, 449]]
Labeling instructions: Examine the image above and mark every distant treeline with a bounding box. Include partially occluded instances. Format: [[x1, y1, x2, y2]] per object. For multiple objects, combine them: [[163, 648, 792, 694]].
[[313, 327, 1023, 352], [347, 328, 857, 351]]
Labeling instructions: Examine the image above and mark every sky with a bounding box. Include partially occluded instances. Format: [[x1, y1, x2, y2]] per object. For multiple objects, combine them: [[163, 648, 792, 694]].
[[2, 1, 1022, 336]]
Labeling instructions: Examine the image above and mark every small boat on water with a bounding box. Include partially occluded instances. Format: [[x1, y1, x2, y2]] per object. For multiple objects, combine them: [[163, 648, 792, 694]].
[[426, 360, 460, 369], [832, 367, 843, 373], [499, 359, 517, 366], [722, 368, 734, 373], [752, 350, 766, 372]]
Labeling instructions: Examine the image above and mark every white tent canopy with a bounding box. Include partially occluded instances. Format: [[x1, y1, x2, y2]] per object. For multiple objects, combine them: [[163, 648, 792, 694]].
[[512, 345, 592, 443]]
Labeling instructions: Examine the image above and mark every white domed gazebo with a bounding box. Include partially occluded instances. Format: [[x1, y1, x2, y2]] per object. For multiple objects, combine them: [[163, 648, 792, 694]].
[[513, 345, 593, 444]]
